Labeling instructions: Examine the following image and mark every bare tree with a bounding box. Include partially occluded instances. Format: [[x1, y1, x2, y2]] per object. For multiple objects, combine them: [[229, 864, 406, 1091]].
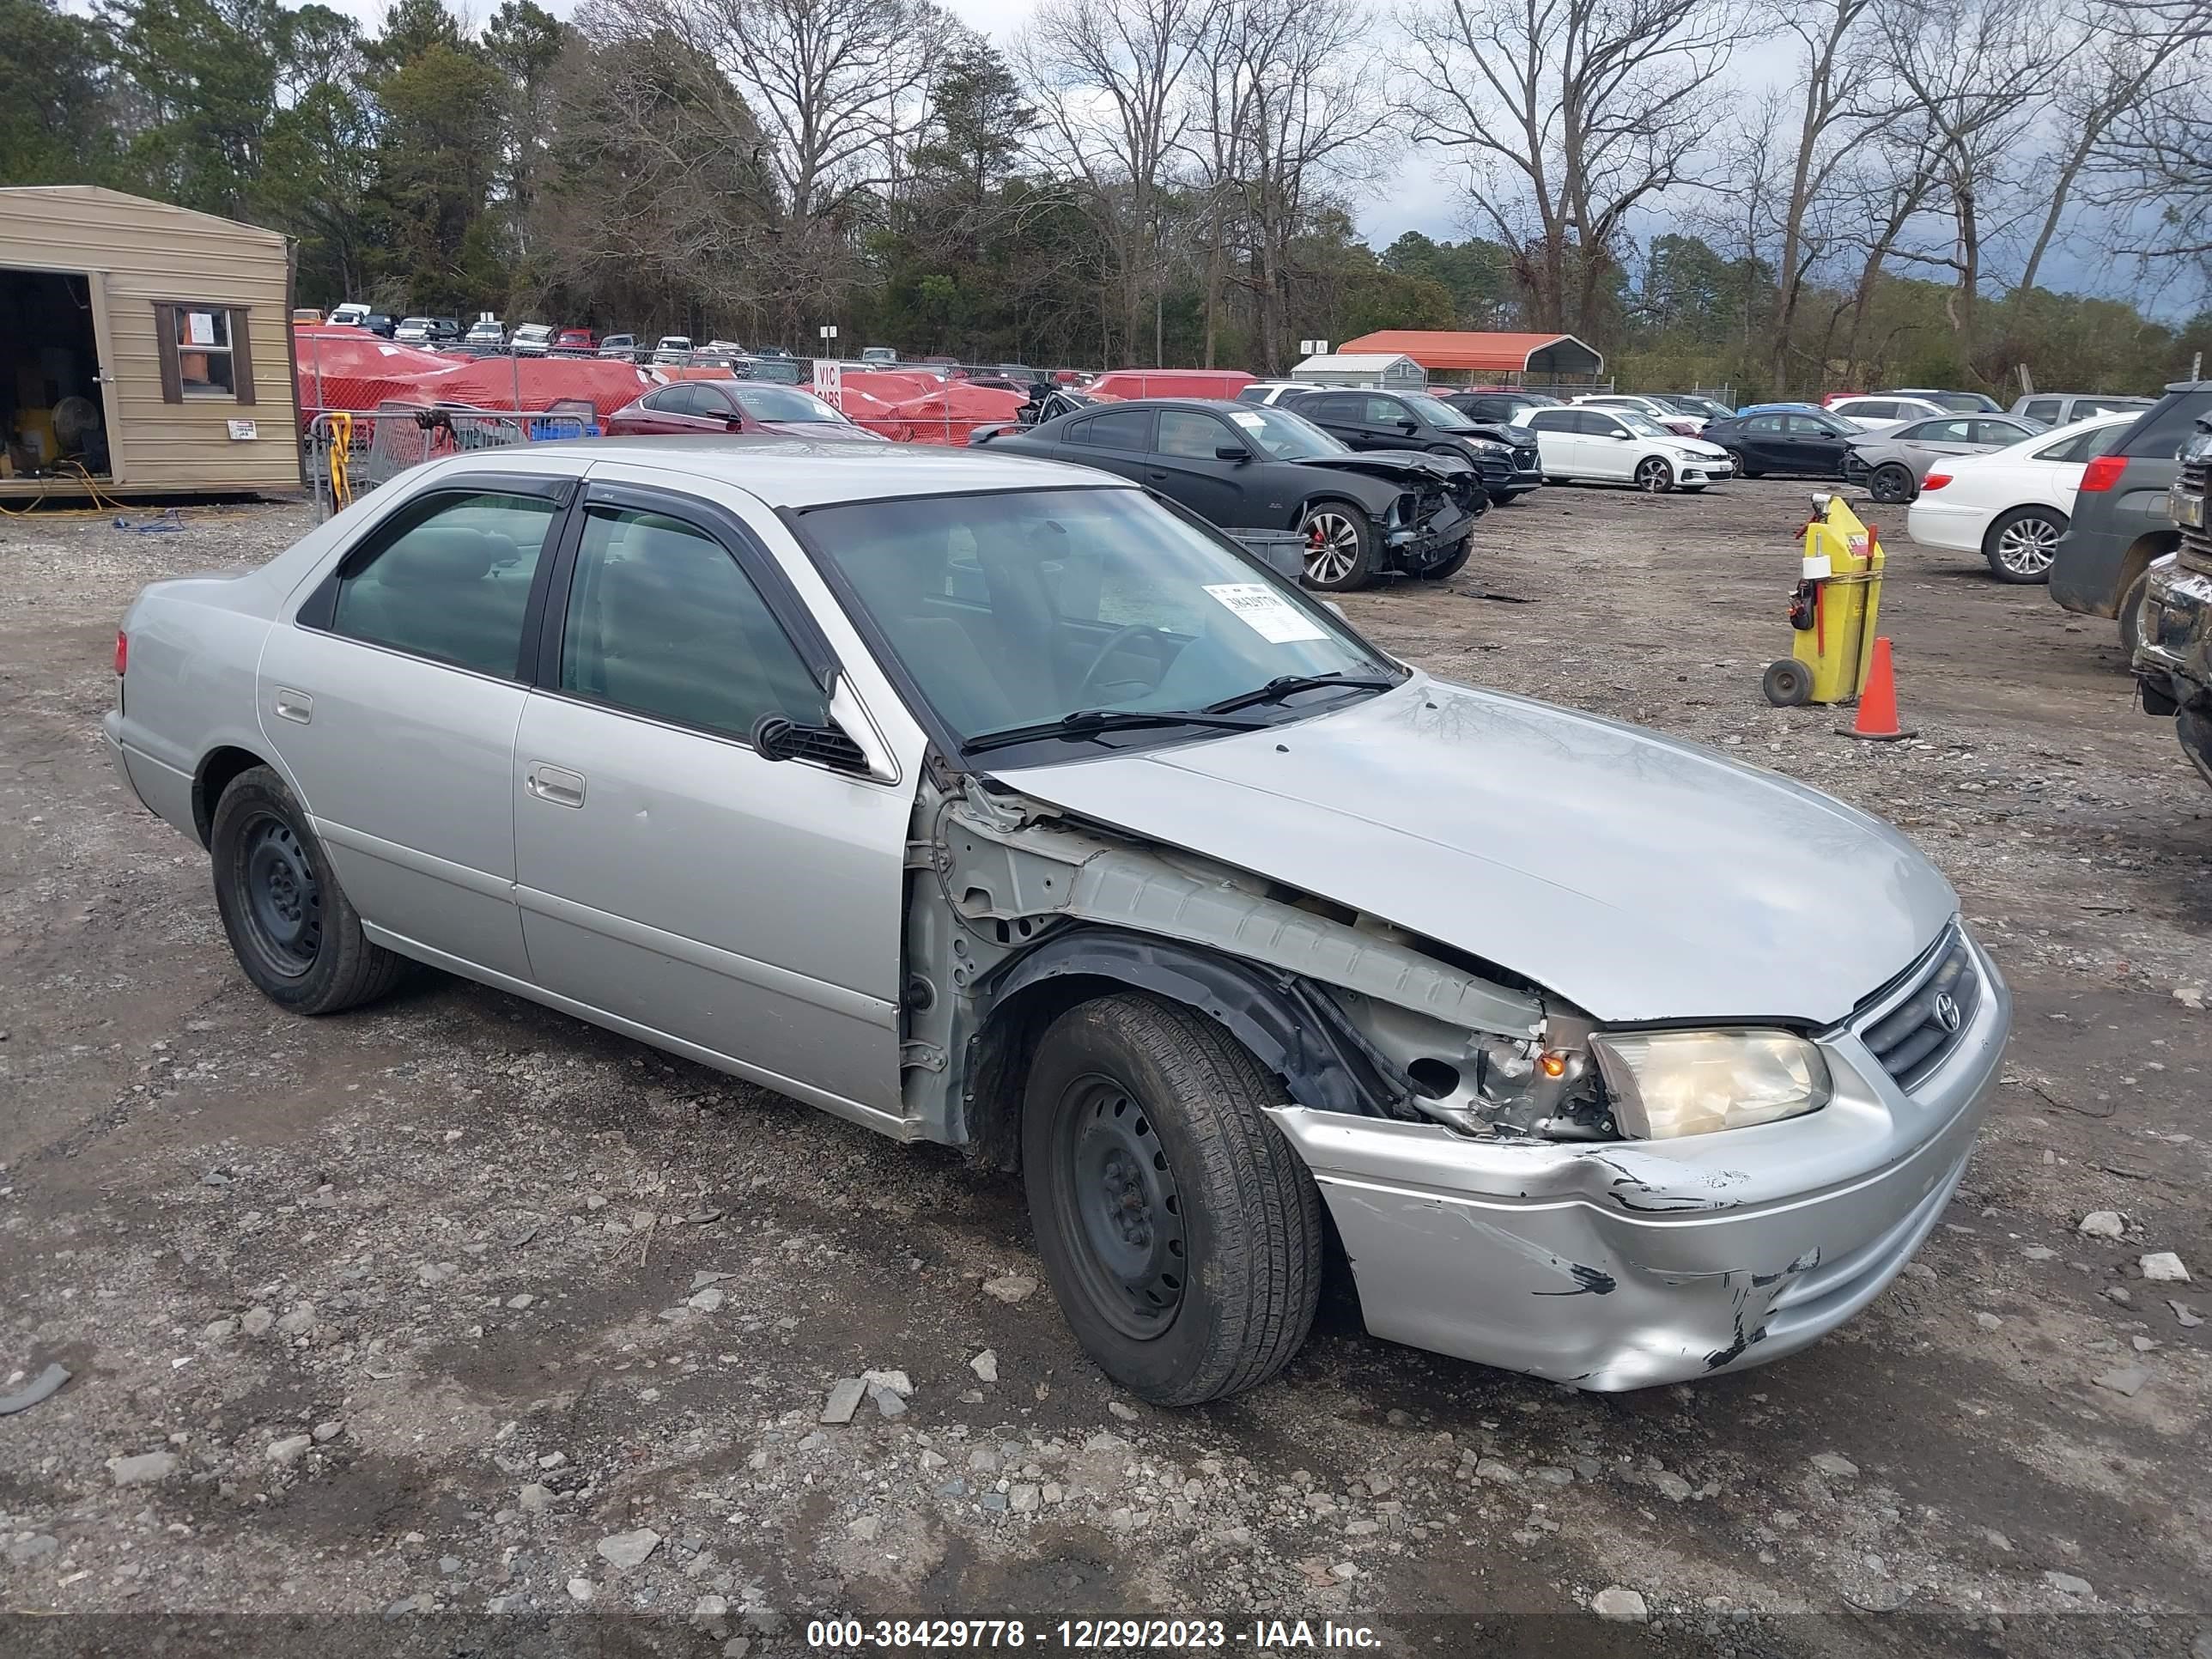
[[1208, 0, 1390, 372], [1014, 0, 1215, 364], [1400, 0, 1738, 333], [1875, 0, 2065, 370], [2081, 0, 2212, 302], [1749, 0, 1885, 391], [587, 0, 956, 336]]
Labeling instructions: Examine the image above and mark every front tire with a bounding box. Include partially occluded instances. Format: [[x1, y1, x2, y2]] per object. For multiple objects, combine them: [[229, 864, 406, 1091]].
[[1635, 455, 1676, 493], [1022, 994, 1323, 1406], [1984, 505, 2067, 583], [1299, 501, 1381, 591], [210, 765, 407, 1014]]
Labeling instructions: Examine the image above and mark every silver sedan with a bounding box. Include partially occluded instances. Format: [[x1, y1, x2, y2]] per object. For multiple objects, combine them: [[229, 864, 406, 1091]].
[[105, 440, 2010, 1403], [1843, 414, 2043, 504]]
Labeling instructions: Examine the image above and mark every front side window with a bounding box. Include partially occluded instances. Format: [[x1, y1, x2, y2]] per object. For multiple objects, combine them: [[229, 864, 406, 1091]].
[[1784, 415, 1839, 435], [1364, 396, 1410, 426], [559, 507, 825, 741], [1158, 409, 1231, 459], [329, 491, 557, 676], [1968, 419, 2027, 445], [805, 487, 1397, 750]]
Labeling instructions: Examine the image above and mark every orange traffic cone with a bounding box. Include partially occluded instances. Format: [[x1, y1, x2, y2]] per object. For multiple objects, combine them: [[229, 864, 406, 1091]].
[[1838, 636, 1917, 741]]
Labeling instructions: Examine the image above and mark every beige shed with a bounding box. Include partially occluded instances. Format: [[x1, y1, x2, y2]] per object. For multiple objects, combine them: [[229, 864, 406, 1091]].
[[0, 185, 303, 500]]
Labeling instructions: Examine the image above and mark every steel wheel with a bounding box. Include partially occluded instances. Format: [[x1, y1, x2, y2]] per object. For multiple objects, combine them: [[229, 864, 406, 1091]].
[[1990, 511, 2063, 580], [1869, 463, 1915, 504], [241, 813, 322, 976], [1635, 456, 1674, 493], [1051, 1073, 1188, 1341], [1302, 511, 1362, 586]]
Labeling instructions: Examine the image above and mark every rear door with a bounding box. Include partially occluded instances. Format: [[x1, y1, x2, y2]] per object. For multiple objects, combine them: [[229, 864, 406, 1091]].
[[510, 472, 915, 1117], [1737, 414, 1787, 469], [260, 474, 576, 978], [1523, 407, 1581, 476], [1059, 407, 1158, 484]]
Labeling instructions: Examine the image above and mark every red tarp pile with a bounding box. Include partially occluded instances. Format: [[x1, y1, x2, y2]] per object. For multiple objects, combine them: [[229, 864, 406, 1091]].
[[1086, 368, 1253, 400], [873, 380, 1028, 446], [294, 326, 463, 424]]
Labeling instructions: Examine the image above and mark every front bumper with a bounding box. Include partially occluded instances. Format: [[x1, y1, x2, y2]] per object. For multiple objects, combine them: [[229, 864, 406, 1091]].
[[1384, 501, 1479, 569], [1269, 931, 2009, 1389], [1680, 456, 1732, 484], [2133, 557, 2212, 785]]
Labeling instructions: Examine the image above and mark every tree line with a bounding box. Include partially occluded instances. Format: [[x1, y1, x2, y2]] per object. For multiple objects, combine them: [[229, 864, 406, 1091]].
[[6, 0, 2211, 397]]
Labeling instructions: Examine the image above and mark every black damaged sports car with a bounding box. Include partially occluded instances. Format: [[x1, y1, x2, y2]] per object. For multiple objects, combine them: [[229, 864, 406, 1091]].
[[975, 397, 1483, 591]]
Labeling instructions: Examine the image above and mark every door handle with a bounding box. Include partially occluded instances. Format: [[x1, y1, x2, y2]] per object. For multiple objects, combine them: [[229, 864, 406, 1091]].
[[525, 763, 586, 807], [273, 688, 313, 724], [1146, 470, 1168, 481]]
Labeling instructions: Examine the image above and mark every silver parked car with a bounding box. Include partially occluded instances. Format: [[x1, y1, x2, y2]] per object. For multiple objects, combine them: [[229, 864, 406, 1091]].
[[105, 441, 2010, 1403], [1842, 413, 2043, 504]]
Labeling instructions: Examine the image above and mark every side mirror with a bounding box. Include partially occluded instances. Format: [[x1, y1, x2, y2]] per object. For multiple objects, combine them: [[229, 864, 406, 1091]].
[[750, 712, 866, 770], [1214, 443, 1249, 462], [1398, 420, 1419, 434], [726, 415, 745, 432]]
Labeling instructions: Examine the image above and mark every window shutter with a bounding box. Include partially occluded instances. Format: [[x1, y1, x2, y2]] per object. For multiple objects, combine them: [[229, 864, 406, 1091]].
[[229, 309, 256, 405], [155, 303, 182, 404]]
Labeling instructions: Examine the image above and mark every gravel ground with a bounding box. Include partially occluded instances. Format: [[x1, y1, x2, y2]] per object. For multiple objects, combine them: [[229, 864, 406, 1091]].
[[1, 481, 2208, 1657]]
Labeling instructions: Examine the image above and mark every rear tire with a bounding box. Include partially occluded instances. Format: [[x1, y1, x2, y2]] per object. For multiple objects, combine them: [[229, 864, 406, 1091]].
[[1725, 448, 1759, 479], [1299, 501, 1381, 591], [2118, 567, 2153, 659], [210, 766, 408, 1014], [1983, 506, 2066, 583], [1022, 993, 1323, 1406], [1869, 463, 1916, 504]]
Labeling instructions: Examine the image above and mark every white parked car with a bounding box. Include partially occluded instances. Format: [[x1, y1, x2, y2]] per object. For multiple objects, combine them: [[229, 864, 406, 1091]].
[[1827, 395, 1949, 433], [1904, 411, 2138, 581], [1522, 405, 1733, 492], [1571, 393, 1703, 435]]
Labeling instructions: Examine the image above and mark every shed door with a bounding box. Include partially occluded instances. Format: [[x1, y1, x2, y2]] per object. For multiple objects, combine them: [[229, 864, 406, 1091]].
[[84, 271, 127, 486]]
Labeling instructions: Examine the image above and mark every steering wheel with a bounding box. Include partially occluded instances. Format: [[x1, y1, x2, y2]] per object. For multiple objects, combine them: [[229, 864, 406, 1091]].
[[1074, 623, 1177, 703]]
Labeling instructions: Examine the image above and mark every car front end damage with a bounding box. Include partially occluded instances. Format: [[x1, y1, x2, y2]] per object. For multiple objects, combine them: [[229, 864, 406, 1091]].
[[2135, 429, 2212, 788], [902, 747, 2008, 1391], [1297, 450, 1481, 572]]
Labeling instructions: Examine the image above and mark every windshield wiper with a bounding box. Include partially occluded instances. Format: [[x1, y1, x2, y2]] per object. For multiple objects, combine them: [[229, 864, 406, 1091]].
[[963, 707, 1270, 755], [1202, 672, 1399, 715]]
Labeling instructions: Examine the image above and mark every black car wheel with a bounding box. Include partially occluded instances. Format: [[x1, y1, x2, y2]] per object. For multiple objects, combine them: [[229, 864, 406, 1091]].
[[1725, 447, 1759, 479], [210, 765, 409, 1013], [1634, 456, 1676, 493], [1022, 993, 1323, 1405], [1984, 506, 2067, 583], [1299, 501, 1381, 591], [1869, 463, 1916, 504]]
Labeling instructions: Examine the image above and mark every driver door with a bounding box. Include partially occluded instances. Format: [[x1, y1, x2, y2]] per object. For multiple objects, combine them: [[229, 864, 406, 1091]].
[[1149, 407, 1252, 526], [1578, 411, 1635, 479], [508, 469, 917, 1119]]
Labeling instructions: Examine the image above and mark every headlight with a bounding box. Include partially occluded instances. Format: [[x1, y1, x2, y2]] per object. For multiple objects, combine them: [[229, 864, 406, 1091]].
[[1589, 1030, 1831, 1139], [1465, 438, 1510, 455]]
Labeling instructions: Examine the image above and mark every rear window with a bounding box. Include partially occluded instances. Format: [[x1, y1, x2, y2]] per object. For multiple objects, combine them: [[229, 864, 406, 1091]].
[[2120, 391, 2212, 458]]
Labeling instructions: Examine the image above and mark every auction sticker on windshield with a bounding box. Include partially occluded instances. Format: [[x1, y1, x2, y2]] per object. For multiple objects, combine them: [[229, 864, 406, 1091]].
[[1204, 582, 1328, 644]]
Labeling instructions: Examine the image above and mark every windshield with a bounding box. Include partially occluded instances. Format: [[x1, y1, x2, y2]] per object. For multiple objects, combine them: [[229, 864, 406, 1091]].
[[1401, 392, 1478, 431], [1613, 410, 1671, 437], [805, 487, 1398, 754], [1228, 404, 1346, 459], [734, 386, 841, 422]]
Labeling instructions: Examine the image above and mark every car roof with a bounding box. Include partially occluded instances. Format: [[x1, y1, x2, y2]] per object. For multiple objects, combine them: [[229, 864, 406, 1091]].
[[451, 435, 1125, 507]]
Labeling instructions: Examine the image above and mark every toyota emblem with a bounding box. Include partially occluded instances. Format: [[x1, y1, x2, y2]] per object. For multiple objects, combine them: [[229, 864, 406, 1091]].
[[1933, 993, 1961, 1033]]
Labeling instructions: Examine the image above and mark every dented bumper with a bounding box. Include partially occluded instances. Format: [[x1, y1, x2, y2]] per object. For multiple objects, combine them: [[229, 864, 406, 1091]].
[[1268, 936, 2008, 1389]]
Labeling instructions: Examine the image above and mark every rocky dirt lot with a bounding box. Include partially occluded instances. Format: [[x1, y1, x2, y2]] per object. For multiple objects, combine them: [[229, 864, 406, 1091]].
[[1, 480, 2208, 1658]]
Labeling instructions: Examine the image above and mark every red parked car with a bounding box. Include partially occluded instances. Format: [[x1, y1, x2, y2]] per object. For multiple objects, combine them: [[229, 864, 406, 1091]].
[[552, 327, 596, 355], [602, 380, 889, 441]]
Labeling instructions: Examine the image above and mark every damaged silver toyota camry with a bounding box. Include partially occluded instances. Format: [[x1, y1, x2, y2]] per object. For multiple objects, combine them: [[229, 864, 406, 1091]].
[[106, 440, 2009, 1404]]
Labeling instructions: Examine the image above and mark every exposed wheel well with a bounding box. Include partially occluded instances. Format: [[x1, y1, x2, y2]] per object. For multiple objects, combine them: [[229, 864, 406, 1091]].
[[192, 745, 270, 847]]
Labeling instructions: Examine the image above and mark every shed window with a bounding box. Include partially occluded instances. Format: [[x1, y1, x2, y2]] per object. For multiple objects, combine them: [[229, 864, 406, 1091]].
[[155, 303, 256, 405]]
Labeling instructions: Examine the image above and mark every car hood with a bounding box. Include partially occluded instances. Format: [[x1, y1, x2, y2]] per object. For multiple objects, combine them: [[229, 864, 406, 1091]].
[[1668, 438, 1729, 459], [988, 676, 1955, 1025], [1292, 448, 1474, 483]]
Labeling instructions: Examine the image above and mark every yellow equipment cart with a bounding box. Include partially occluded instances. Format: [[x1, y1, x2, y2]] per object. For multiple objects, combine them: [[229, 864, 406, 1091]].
[[1762, 494, 1888, 707]]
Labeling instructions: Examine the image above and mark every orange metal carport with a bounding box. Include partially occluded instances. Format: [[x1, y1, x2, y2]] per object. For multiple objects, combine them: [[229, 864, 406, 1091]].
[[1336, 331, 1604, 381]]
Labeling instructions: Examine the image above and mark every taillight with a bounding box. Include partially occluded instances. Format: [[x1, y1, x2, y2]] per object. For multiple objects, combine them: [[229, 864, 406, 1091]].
[[114, 630, 128, 677], [1922, 472, 1950, 491], [2079, 454, 2126, 493]]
